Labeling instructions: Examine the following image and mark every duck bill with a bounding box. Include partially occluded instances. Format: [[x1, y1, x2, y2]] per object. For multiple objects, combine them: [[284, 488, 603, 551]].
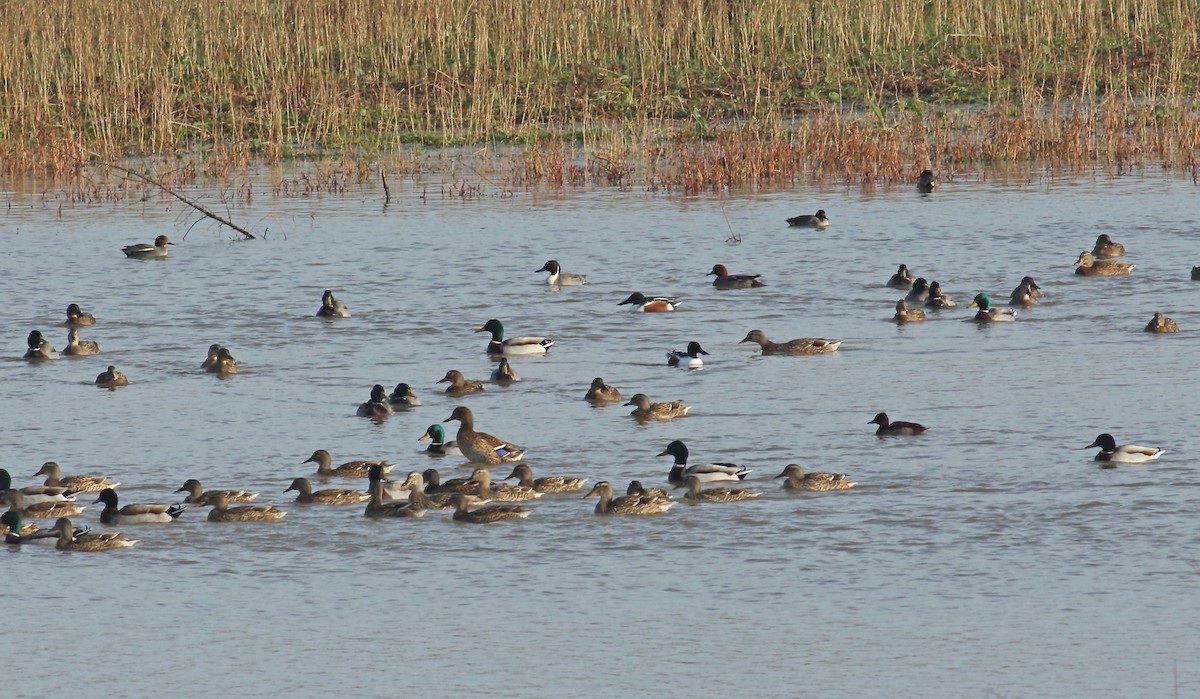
[[417, 432, 432, 442], [967, 302, 978, 308], [655, 448, 670, 457], [1084, 441, 1099, 449]]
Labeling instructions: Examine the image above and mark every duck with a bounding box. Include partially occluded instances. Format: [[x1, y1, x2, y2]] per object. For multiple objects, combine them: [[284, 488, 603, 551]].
[[420, 467, 474, 497], [678, 475, 762, 503], [450, 492, 529, 523], [887, 264, 914, 290], [917, 169, 938, 193], [51, 517, 136, 551], [739, 329, 841, 355], [869, 412, 928, 436], [1091, 234, 1126, 258], [174, 479, 259, 505], [316, 289, 351, 317], [968, 293, 1017, 322], [905, 278, 930, 304], [397, 471, 487, 509], [443, 406, 527, 464], [491, 358, 521, 385], [1074, 251, 1134, 276], [666, 341, 709, 368], [284, 477, 369, 505], [437, 369, 485, 396], [708, 264, 766, 289], [24, 330, 58, 360], [95, 365, 129, 388], [94, 489, 184, 524], [364, 466, 424, 518], [201, 344, 224, 370], [657, 440, 750, 485], [504, 463, 587, 494], [206, 493, 287, 522], [1086, 433, 1163, 464], [122, 235, 172, 259], [32, 462, 118, 492], [356, 384, 393, 418], [536, 259, 587, 286], [623, 393, 691, 420], [0, 468, 76, 505], [775, 464, 857, 491], [1010, 277, 1042, 306], [63, 328, 101, 356], [1145, 312, 1178, 333], [618, 292, 681, 312], [463, 467, 543, 502], [388, 383, 421, 408], [626, 480, 671, 502], [207, 347, 238, 374], [584, 377, 622, 403], [417, 424, 462, 457], [786, 209, 829, 229], [924, 281, 956, 308], [64, 303, 96, 326], [584, 481, 674, 515], [476, 318, 554, 356], [4, 491, 85, 519], [302, 450, 392, 479], [1192, 266, 1200, 280], [893, 300, 926, 323], [1, 511, 56, 545]]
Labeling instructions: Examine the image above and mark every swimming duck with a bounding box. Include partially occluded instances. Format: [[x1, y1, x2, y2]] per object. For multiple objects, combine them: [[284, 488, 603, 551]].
[[417, 424, 462, 456], [94, 488, 184, 524], [1145, 312, 1178, 333], [63, 328, 101, 356], [1091, 234, 1126, 258], [450, 493, 530, 523], [174, 479, 259, 505], [464, 467, 543, 502], [1086, 433, 1163, 464], [536, 260, 587, 286], [398, 471, 486, 509], [905, 278, 930, 304], [584, 377, 622, 403], [504, 463, 587, 494], [4, 491, 85, 519], [0, 468, 75, 505], [584, 481, 674, 515], [1010, 277, 1042, 306], [739, 329, 841, 355], [924, 281, 956, 308], [1, 511, 55, 544], [206, 493, 287, 522], [475, 318, 554, 356], [968, 293, 1017, 322], [893, 300, 926, 323], [775, 464, 857, 491], [658, 440, 750, 484], [284, 477, 369, 505], [869, 412, 928, 436], [122, 235, 172, 259], [214, 347, 238, 374], [420, 467, 473, 497], [708, 264, 765, 289], [491, 358, 522, 385], [357, 384, 393, 418], [678, 475, 762, 503], [437, 370, 485, 396], [1192, 266, 1200, 280], [32, 462, 118, 492], [917, 169, 938, 193], [1074, 251, 1134, 276], [389, 383, 421, 408], [201, 344, 224, 370], [667, 341, 709, 368], [364, 466, 423, 518], [626, 480, 671, 502], [887, 264, 914, 290], [443, 406, 527, 464], [302, 450, 393, 479], [52, 517, 136, 551], [24, 330, 58, 360], [95, 365, 129, 388], [618, 293, 681, 312], [64, 303, 96, 326], [316, 289, 351, 317], [786, 209, 829, 229], [623, 393, 691, 420]]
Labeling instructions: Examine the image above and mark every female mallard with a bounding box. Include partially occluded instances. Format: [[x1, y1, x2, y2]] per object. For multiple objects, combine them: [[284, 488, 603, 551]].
[[618, 292, 681, 312], [4, 491, 85, 519], [475, 319, 554, 356], [585, 377, 622, 403], [667, 341, 709, 368], [1074, 251, 1134, 276], [24, 330, 58, 360], [887, 264, 914, 290], [623, 393, 691, 420], [122, 235, 172, 259], [389, 383, 421, 408], [284, 477, 369, 505], [504, 463, 587, 494], [52, 517, 136, 551], [968, 293, 1017, 322], [869, 412, 928, 436], [207, 347, 238, 374], [678, 475, 762, 503], [775, 464, 857, 491], [739, 329, 841, 355], [398, 471, 487, 509], [584, 481, 673, 515], [201, 344, 223, 370], [302, 450, 392, 479], [357, 384, 393, 418], [94, 488, 184, 524], [95, 365, 129, 388], [893, 300, 926, 323], [1086, 433, 1163, 464], [1010, 277, 1042, 306], [658, 440, 750, 484], [174, 479, 259, 505], [364, 466, 424, 518], [0, 468, 75, 504], [443, 406, 527, 464], [316, 289, 351, 317], [708, 264, 765, 289], [924, 281, 956, 308], [905, 278, 930, 304], [917, 169, 938, 193], [63, 328, 101, 356], [491, 358, 521, 385], [626, 480, 671, 502], [536, 260, 587, 286], [464, 467, 543, 502], [1145, 312, 1178, 333], [437, 370, 485, 396], [417, 425, 462, 456], [450, 493, 529, 523], [33, 461, 118, 492], [206, 493, 286, 522], [64, 303, 96, 326], [786, 209, 829, 229], [422, 468, 478, 495], [1092, 234, 1126, 258]]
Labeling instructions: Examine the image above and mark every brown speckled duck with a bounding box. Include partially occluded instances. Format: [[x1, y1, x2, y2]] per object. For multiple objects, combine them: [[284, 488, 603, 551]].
[[1091, 234, 1125, 258], [678, 475, 762, 503], [174, 479, 259, 505], [1074, 251, 1134, 276], [95, 365, 129, 388], [33, 461, 118, 492], [206, 493, 286, 522], [775, 464, 857, 491], [63, 328, 100, 356], [464, 467, 543, 502], [1145, 312, 1178, 333], [443, 406, 527, 464], [623, 393, 691, 420], [285, 477, 369, 505], [1010, 277, 1042, 306], [584, 481, 674, 515], [450, 493, 529, 523], [739, 329, 841, 355], [893, 300, 926, 323], [887, 264, 914, 290], [504, 463, 587, 494], [584, 377, 622, 403], [64, 303, 96, 326], [438, 370, 485, 396], [52, 517, 136, 551], [303, 450, 392, 479], [364, 466, 423, 518]]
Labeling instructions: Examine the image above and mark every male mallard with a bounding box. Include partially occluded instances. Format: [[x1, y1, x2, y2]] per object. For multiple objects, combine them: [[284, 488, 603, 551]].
[[389, 383, 421, 408], [657, 440, 750, 485], [536, 259, 587, 286], [302, 450, 392, 479], [443, 406, 527, 464], [316, 289, 351, 317], [623, 393, 691, 420], [869, 412, 928, 436], [417, 424, 462, 456], [0, 468, 75, 505], [775, 464, 857, 491], [397, 471, 487, 509], [462, 467, 543, 502], [893, 300, 926, 323], [63, 328, 101, 356], [1010, 277, 1042, 306], [4, 491, 85, 519], [201, 344, 224, 370], [450, 493, 529, 523], [52, 517, 136, 551], [905, 278, 930, 304], [206, 347, 237, 374], [1, 511, 57, 545], [584, 377, 622, 403], [95, 365, 129, 388], [786, 209, 829, 229], [917, 169, 938, 193], [1091, 234, 1126, 258], [739, 329, 841, 355], [174, 479, 259, 505], [475, 318, 554, 356], [618, 292, 681, 312], [122, 235, 172, 259], [667, 341, 709, 368], [24, 330, 58, 360], [1086, 433, 1163, 464], [678, 475, 762, 503], [924, 281, 956, 308], [32, 462, 118, 492], [968, 293, 1017, 322], [364, 466, 424, 518], [584, 481, 674, 515], [708, 264, 765, 289], [357, 384, 393, 418], [94, 488, 184, 524], [626, 480, 671, 502], [284, 477, 369, 505], [887, 264, 914, 290], [504, 463, 587, 494], [1145, 312, 1178, 333], [491, 358, 521, 385], [206, 493, 286, 522], [1074, 251, 1134, 276], [437, 369, 485, 396], [64, 303, 96, 326]]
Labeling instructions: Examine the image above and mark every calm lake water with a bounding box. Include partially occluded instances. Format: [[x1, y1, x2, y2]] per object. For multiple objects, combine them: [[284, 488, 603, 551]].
[[3, 165, 1199, 698]]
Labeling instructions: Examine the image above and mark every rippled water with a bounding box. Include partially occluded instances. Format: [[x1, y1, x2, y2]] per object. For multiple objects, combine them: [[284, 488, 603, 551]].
[[4, 169, 1199, 698]]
